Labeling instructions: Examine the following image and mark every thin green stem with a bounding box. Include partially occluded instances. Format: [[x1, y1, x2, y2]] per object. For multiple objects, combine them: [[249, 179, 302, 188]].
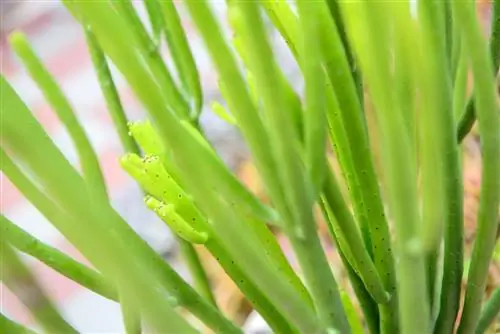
[[0, 314, 35, 334], [0, 240, 77, 333], [325, 0, 364, 112], [8, 31, 107, 199], [476, 288, 500, 333], [260, 1, 300, 60], [320, 200, 380, 334], [456, 0, 499, 143], [143, 0, 164, 45], [84, 27, 140, 156], [298, 1, 328, 196], [322, 170, 389, 304], [0, 214, 117, 301], [159, 0, 203, 118], [113, 0, 190, 120], [177, 239, 217, 307], [454, 1, 500, 332]]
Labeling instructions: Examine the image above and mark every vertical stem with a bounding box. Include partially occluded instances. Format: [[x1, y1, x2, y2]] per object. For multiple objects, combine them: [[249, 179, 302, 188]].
[[454, 1, 500, 332], [320, 199, 380, 334], [178, 239, 217, 307], [456, 0, 499, 143], [236, 2, 349, 331]]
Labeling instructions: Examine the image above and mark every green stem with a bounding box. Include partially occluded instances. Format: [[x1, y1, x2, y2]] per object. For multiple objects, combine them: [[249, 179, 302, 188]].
[[260, 1, 300, 60], [113, 0, 190, 120], [0, 214, 117, 301], [322, 170, 389, 304], [84, 27, 140, 156], [177, 239, 217, 307], [0, 240, 77, 333], [476, 288, 500, 333], [65, 2, 310, 331], [1, 76, 237, 334], [0, 314, 36, 334], [236, 3, 349, 331], [159, 0, 203, 118], [298, 0, 327, 195], [8, 31, 107, 199], [456, 0, 499, 143], [119, 287, 142, 334], [406, 3, 464, 332], [319, 3, 398, 331], [320, 198, 380, 334], [143, 0, 164, 45], [453, 44, 469, 121], [206, 240, 298, 334], [341, 3, 430, 333], [454, 1, 500, 332], [324, 0, 364, 112]]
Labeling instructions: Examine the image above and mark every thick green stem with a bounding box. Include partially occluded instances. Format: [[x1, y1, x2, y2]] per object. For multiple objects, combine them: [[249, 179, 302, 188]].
[[0, 214, 117, 301], [85, 27, 140, 156], [476, 288, 500, 333], [0, 240, 77, 333], [298, 1, 328, 195], [119, 287, 142, 334], [8, 31, 107, 199], [454, 2, 500, 332]]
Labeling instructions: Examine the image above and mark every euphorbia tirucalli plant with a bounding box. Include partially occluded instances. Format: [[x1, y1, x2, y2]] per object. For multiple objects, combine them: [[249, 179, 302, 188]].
[[1, 0, 499, 333]]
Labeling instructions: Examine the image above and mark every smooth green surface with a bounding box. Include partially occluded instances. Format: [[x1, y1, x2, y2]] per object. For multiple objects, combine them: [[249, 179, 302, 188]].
[[9, 31, 107, 199], [0, 214, 117, 301], [454, 1, 500, 332]]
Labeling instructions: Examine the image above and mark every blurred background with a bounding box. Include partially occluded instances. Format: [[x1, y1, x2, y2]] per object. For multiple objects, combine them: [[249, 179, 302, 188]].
[[1, 1, 497, 333]]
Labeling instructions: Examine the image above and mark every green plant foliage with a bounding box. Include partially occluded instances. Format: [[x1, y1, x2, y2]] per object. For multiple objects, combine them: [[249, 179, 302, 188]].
[[1, 1, 499, 333]]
